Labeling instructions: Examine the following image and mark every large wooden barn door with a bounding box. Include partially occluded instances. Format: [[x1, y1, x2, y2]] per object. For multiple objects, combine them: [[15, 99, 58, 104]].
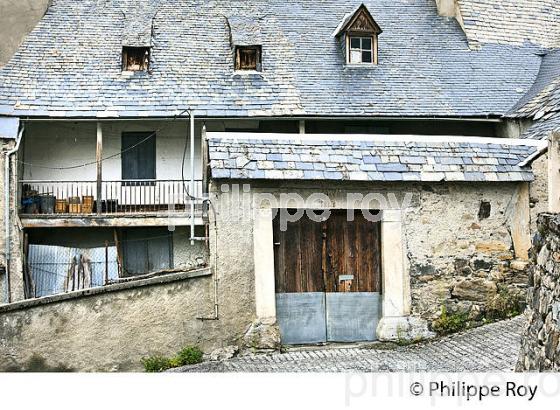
[[274, 213, 326, 344], [324, 211, 381, 342], [274, 210, 381, 345]]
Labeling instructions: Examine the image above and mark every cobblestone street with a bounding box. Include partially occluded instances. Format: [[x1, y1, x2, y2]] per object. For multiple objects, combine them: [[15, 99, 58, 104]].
[[177, 316, 524, 372]]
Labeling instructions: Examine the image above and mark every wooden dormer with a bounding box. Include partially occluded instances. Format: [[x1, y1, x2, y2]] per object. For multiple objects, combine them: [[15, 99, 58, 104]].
[[334, 4, 382, 65]]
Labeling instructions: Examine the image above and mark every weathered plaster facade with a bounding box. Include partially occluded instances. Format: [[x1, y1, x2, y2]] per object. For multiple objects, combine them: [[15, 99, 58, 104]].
[[211, 180, 531, 339], [529, 154, 549, 233], [0, 265, 258, 372]]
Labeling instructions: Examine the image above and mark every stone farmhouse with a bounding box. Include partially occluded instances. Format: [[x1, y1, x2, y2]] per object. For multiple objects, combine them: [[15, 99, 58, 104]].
[[0, 0, 558, 371]]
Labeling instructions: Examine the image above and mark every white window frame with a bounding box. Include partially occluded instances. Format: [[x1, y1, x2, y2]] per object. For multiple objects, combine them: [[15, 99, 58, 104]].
[[347, 35, 377, 65]]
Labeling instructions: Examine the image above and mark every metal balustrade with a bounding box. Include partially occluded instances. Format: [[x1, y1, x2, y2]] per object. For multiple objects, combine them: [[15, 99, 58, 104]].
[[19, 179, 205, 216]]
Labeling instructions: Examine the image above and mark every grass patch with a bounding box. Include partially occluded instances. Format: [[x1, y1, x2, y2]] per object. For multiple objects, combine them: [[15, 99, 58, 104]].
[[142, 346, 204, 372], [485, 287, 522, 321], [432, 305, 470, 335]]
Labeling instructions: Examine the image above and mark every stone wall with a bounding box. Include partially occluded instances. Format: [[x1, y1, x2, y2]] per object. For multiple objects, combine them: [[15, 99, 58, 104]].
[[408, 183, 530, 323], [212, 180, 531, 331], [0, 268, 255, 372], [517, 213, 560, 371]]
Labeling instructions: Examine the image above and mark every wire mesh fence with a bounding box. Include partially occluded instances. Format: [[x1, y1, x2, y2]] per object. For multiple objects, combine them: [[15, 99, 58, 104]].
[[27, 244, 119, 298]]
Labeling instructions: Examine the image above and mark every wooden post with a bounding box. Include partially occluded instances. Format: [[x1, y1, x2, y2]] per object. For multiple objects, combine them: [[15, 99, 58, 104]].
[[113, 229, 123, 278], [299, 120, 305, 135], [549, 131, 560, 213], [96, 122, 103, 215], [104, 240, 109, 285]]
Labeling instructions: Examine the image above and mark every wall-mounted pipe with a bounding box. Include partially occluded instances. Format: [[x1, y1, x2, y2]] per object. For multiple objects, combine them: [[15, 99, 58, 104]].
[[4, 126, 24, 304], [190, 111, 196, 245]]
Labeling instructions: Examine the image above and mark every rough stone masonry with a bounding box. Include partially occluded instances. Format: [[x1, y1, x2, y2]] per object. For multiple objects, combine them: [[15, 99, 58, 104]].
[[517, 213, 560, 371]]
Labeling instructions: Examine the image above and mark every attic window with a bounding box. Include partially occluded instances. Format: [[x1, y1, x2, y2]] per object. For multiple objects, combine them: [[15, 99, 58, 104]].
[[235, 46, 262, 71], [122, 47, 150, 72], [334, 4, 382, 66], [349, 36, 374, 64]]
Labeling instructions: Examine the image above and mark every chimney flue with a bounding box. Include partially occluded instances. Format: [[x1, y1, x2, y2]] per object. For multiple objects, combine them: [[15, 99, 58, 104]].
[[435, 0, 457, 17]]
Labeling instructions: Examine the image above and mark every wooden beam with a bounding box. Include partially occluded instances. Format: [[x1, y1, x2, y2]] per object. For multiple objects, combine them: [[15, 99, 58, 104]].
[[20, 215, 206, 228], [96, 122, 103, 215]]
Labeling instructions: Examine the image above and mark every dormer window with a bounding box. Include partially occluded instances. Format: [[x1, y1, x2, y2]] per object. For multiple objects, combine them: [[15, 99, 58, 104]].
[[235, 45, 262, 71], [122, 47, 150, 72], [334, 4, 382, 66], [349, 36, 374, 64]]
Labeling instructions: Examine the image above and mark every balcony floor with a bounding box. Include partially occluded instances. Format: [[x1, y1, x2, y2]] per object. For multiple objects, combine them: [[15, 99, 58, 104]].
[[20, 212, 206, 228]]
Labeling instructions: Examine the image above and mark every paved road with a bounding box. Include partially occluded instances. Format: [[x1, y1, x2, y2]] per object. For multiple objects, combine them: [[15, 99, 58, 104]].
[[176, 316, 523, 372]]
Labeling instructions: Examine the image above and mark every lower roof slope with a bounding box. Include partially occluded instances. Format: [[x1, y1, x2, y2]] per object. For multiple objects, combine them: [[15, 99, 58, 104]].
[[0, 0, 543, 118], [512, 50, 560, 140], [208, 134, 542, 183]]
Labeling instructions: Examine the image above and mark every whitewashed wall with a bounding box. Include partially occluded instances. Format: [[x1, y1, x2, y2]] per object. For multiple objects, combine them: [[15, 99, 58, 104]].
[[22, 121, 204, 181]]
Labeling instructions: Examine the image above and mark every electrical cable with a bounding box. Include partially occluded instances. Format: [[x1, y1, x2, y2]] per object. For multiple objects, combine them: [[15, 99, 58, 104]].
[[18, 109, 191, 170], [21, 110, 220, 318]]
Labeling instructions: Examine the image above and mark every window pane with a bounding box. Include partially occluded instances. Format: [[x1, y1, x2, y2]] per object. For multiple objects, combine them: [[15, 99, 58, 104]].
[[350, 37, 361, 49], [350, 50, 362, 63], [362, 38, 372, 50], [362, 51, 372, 63]]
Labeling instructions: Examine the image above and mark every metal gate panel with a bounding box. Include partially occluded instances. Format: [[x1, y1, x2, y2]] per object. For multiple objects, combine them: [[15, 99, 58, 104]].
[[276, 293, 327, 345], [326, 292, 381, 342]]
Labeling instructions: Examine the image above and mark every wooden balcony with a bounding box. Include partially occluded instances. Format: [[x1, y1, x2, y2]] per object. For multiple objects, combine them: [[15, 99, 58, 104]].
[[19, 179, 207, 228]]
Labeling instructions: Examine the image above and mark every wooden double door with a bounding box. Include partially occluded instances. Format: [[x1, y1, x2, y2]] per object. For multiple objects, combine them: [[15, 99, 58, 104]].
[[274, 210, 382, 344]]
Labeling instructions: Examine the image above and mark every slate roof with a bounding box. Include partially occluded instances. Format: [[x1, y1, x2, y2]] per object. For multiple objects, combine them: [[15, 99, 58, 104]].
[[208, 134, 541, 182], [511, 50, 560, 140], [521, 114, 560, 140], [0, 0, 544, 118], [457, 0, 560, 49]]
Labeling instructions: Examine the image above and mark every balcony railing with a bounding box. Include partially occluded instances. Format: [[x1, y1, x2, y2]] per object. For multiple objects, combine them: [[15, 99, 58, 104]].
[[19, 179, 205, 216]]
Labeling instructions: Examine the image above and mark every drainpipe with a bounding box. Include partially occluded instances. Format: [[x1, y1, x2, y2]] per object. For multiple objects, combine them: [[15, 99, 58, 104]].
[[4, 126, 24, 304], [190, 111, 196, 245]]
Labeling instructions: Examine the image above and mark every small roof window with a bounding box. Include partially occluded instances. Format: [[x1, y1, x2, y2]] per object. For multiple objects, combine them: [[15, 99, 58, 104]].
[[122, 47, 150, 72], [235, 45, 262, 71]]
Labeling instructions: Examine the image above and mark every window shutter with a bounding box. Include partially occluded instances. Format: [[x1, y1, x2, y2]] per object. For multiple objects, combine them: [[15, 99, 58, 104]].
[[122, 132, 156, 180], [123, 228, 172, 276]]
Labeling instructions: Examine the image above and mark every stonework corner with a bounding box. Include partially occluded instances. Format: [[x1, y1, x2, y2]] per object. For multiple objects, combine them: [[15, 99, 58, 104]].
[[242, 319, 281, 351], [376, 316, 436, 342]]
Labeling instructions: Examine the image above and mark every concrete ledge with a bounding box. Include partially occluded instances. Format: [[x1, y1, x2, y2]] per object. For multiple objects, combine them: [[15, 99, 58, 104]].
[[20, 213, 206, 228], [0, 267, 212, 313]]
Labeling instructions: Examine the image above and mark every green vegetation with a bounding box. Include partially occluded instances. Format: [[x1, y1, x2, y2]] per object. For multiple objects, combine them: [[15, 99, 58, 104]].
[[432, 287, 523, 336], [142, 346, 204, 372], [142, 356, 174, 373], [431, 305, 470, 335], [176, 346, 204, 365], [485, 287, 522, 321]]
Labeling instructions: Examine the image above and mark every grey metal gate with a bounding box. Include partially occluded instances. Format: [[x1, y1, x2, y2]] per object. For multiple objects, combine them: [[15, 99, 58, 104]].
[[276, 292, 381, 345]]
